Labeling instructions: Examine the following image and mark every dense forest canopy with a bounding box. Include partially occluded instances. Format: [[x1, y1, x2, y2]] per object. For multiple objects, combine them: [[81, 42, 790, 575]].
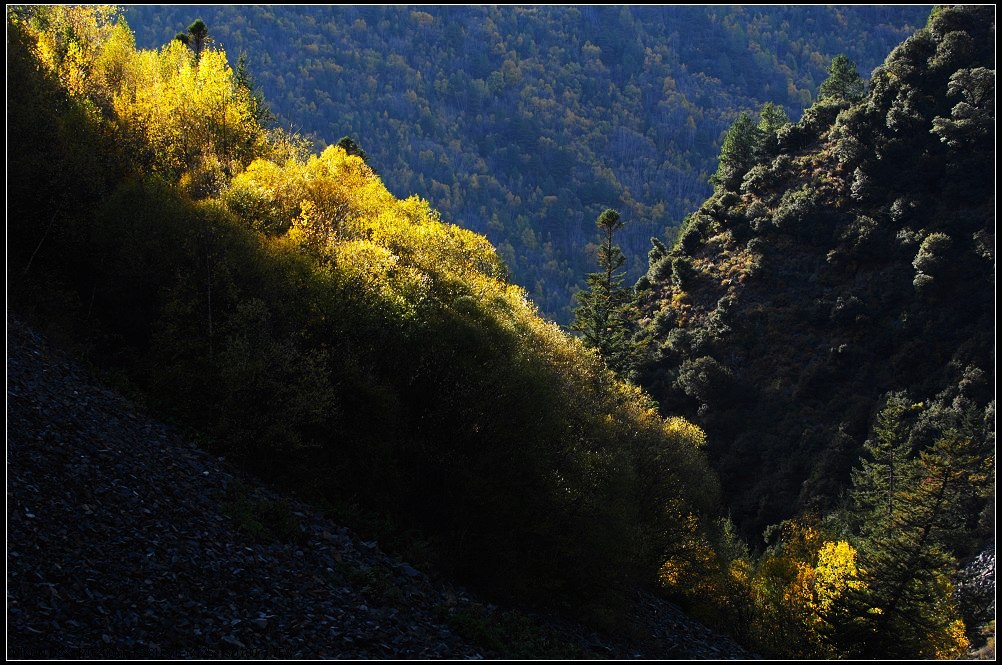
[[633, 2, 994, 540], [124, 5, 929, 322]]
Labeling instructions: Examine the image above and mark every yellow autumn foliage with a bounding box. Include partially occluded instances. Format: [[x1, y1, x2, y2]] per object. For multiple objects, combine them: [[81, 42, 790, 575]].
[[742, 522, 870, 658], [933, 619, 971, 659], [13, 6, 266, 178], [235, 145, 508, 306], [10, 4, 725, 622], [658, 510, 718, 595], [664, 415, 706, 448], [112, 42, 261, 175], [812, 540, 865, 616]]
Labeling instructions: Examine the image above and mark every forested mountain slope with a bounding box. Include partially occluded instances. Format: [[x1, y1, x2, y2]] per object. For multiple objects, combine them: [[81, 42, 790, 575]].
[[7, 5, 993, 659], [124, 5, 929, 321], [626, 8, 995, 656], [634, 4, 994, 546], [7, 4, 718, 628]]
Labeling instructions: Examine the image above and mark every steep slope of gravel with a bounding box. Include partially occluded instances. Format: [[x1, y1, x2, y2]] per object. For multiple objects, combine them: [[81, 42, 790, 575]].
[[6, 319, 751, 659]]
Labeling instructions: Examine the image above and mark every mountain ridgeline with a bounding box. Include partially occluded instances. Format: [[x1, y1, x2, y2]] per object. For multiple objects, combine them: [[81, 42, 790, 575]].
[[123, 5, 929, 322]]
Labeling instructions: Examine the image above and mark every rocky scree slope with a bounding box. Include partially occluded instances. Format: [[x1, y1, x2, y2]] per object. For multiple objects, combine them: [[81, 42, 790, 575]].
[[6, 319, 750, 659]]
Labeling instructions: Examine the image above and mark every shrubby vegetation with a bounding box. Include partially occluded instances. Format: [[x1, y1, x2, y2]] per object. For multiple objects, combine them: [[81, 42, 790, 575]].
[[7, 6, 722, 622], [122, 5, 928, 322], [661, 385, 991, 658]]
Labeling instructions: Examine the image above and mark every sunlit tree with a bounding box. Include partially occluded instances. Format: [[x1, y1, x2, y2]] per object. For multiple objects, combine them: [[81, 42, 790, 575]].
[[818, 54, 865, 104]]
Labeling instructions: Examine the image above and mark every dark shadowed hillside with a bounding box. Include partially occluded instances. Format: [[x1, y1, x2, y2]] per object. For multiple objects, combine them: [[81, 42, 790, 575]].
[[629, 7, 994, 657], [6, 319, 752, 659], [6, 3, 719, 640], [634, 3, 993, 555]]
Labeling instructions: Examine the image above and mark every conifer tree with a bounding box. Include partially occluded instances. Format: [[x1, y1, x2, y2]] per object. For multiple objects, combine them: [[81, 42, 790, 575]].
[[187, 19, 208, 62], [236, 53, 276, 127], [757, 102, 790, 136], [710, 112, 761, 190], [336, 136, 369, 165], [756, 102, 790, 159], [850, 393, 917, 527], [818, 54, 865, 104], [836, 396, 987, 657], [572, 208, 635, 375]]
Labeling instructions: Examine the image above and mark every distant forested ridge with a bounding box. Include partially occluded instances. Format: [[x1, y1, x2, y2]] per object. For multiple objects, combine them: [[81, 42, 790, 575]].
[[124, 5, 929, 322]]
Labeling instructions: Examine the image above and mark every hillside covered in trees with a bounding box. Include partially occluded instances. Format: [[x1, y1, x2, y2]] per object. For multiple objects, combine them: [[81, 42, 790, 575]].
[[631, 5, 994, 656], [6, 5, 993, 660], [123, 5, 929, 322], [7, 4, 721, 628]]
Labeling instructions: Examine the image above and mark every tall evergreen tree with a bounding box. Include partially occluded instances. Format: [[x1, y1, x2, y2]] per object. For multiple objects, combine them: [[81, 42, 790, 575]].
[[850, 393, 917, 527], [336, 136, 369, 164], [235, 53, 276, 127], [818, 54, 865, 104], [710, 111, 761, 190], [756, 102, 790, 159], [187, 18, 208, 62], [835, 396, 989, 658], [572, 208, 635, 375], [757, 102, 790, 135]]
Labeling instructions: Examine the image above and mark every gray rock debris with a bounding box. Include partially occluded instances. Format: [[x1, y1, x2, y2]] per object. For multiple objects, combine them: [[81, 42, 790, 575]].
[[6, 319, 752, 659]]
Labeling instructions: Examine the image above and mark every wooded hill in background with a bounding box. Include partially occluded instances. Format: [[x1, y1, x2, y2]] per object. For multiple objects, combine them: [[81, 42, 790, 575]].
[[123, 5, 929, 322]]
